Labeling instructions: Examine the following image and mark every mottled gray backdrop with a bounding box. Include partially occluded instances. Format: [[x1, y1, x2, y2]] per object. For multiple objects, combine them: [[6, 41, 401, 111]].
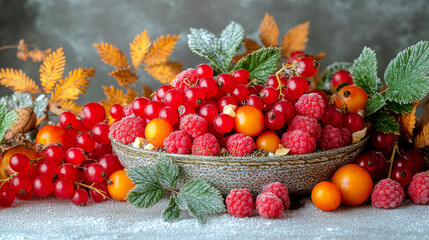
[[0, 0, 428, 105]]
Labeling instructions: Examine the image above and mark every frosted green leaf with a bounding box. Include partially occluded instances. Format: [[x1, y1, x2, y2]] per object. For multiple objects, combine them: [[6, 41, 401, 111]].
[[156, 155, 179, 189], [351, 47, 381, 95], [383, 101, 414, 115], [368, 111, 399, 133], [365, 93, 386, 116], [0, 107, 18, 143], [162, 196, 180, 222], [126, 166, 165, 208]]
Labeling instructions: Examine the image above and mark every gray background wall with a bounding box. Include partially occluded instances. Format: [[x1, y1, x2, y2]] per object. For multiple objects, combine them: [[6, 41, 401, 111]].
[[0, 0, 428, 105]]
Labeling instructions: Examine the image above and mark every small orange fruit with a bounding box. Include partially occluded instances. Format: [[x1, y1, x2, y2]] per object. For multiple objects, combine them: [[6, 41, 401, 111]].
[[107, 170, 135, 201], [234, 105, 264, 137], [0, 146, 40, 179], [145, 118, 173, 147], [256, 131, 281, 153], [36, 125, 68, 146], [335, 85, 368, 113], [311, 181, 342, 211]]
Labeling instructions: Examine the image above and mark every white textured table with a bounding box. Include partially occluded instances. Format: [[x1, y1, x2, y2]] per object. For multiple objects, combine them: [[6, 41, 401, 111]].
[[0, 196, 428, 240]]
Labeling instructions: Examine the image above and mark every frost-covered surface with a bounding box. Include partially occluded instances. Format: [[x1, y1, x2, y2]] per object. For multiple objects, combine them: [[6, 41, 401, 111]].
[[0, 197, 428, 239]]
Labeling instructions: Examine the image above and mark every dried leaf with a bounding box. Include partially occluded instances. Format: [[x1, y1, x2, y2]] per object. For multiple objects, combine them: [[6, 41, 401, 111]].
[[144, 35, 180, 66], [124, 88, 139, 105], [0, 68, 42, 94], [352, 127, 367, 143], [94, 43, 130, 69], [232, 38, 261, 63], [145, 61, 183, 84], [281, 21, 310, 57], [102, 85, 126, 104], [51, 68, 95, 102], [400, 101, 420, 139], [130, 30, 151, 69], [109, 69, 138, 88], [57, 100, 82, 115], [259, 13, 279, 47], [416, 112, 429, 132], [39, 47, 66, 93], [142, 85, 153, 99], [415, 123, 429, 149], [309, 52, 327, 61]]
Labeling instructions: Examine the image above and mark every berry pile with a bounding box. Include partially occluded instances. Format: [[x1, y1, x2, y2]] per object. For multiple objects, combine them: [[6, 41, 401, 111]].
[[0, 102, 128, 208], [110, 57, 365, 157]]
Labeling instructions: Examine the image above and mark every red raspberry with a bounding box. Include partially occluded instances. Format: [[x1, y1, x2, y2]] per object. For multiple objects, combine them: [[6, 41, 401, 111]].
[[319, 125, 344, 150], [340, 128, 352, 146], [408, 172, 429, 205], [170, 68, 198, 92], [225, 189, 255, 218], [256, 192, 284, 218], [281, 130, 316, 155], [226, 133, 256, 156], [192, 133, 220, 156], [163, 131, 192, 154], [287, 115, 322, 140], [371, 178, 405, 209], [294, 93, 326, 120], [219, 136, 229, 148], [262, 182, 290, 209], [179, 114, 208, 138], [123, 105, 133, 117], [109, 116, 145, 144]]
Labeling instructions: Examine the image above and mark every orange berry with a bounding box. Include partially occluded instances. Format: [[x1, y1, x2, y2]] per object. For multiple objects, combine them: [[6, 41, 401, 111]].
[[234, 105, 264, 137], [256, 131, 281, 153], [311, 181, 342, 211], [107, 170, 135, 201], [145, 118, 173, 147], [335, 85, 368, 113]]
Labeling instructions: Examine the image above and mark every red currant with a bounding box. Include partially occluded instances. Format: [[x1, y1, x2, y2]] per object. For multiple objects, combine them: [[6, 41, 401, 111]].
[[273, 100, 295, 123], [233, 69, 250, 85], [88, 142, 112, 160], [265, 109, 285, 130], [85, 163, 105, 183], [286, 76, 309, 99], [266, 74, 287, 89], [58, 163, 77, 180], [66, 147, 85, 165], [371, 132, 395, 152], [247, 86, 258, 95], [391, 167, 413, 186], [287, 51, 305, 64], [0, 188, 16, 207], [178, 103, 195, 118], [71, 188, 89, 206], [159, 106, 179, 125], [199, 104, 218, 123], [81, 102, 106, 129], [92, 123, 110, 145], [217, 73, 236, 92], [144, 101, 165, 120], [196, 64, 213, 79], [156, 85, 173, 100], [110, 104, 124, 120], [332, 70, 353, 87], [213, 114, 234, 133], [90, 183, 108, 202], [231, 84, 250, 102], [296, 57, 318, 78], [259, 86, 278, 104], [184, 86, 205, 107], [132, 97, 150, 116], [322, 107, 343, 128], [75, 133, 95, 153], [342, 112, 363, 133], [353, 151, 387, 180], [9, 153, 30, 173], [59, 111, 77, 129], [33, 176, 54, 197], [245, 94, 264, 110], [163, 89, 183, 109], [44, 144, 65, 162], [10, 174, 33, 195], [217, 96, 237, 112], [38, 161, 59, 178], [98, 154, 123, 178], [53, 179, 75, 199], [199, 77, 218, 98]]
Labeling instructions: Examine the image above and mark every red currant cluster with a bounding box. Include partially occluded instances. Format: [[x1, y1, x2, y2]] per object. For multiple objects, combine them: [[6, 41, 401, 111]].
[[0, 102, 124, 208]]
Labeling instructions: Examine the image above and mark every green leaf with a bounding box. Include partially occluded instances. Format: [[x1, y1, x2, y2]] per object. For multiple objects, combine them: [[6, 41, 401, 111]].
[[384, 41, 429, 104], [156, 155, 179, 189], [383, 101, 414, 115], [351, 47, 381, 95], [368, 111, 399, 133], [365, 93, 386, 115], [0, 109, 18, 144], [176, 179, 225, 224], [0, 93, 48, 118], [233, 47, 281, 84], [318, 62, 352, 90], [188, 22, 244, 73], [126, 166, 166, 208], [162, 196, 180, 222]]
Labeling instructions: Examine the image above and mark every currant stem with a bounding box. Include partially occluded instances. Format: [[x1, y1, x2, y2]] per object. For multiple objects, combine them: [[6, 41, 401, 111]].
[[387, 142, 398, 179], [0, 172, 18, 188], [74, 181, 109, 199]]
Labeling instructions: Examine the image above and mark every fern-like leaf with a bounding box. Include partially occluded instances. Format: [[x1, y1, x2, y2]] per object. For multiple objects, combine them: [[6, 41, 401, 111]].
[[143, 35, 180, 66], [57, 100, 82, 115], [259, 12, 279, 47], [94, 43, 130, 69], [130, 30, 151, 69], [109, 69, 138, 88], [39, 47, 66, 93], [51, 68, 95, 102], [124, 88, 139, 104], [0, 68, 42, 94], [145, 61, 183, 84]]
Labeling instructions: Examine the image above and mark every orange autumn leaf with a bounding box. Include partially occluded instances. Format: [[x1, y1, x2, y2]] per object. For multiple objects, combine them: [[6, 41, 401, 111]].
[[124, 88, 139, 105], [57, 100, 82, 115], [109, 69, 138, 88], [145, 61, 183, 84], [416, 112, 429, 132], [400, 101, 420, 139], [39, 47, 66, 93], [259, 12, 279, 47], [141, 85, 153, 99], [143, 35, 180, 66], [51, 68, 95, 102], [232, 38, 262, 63], [94, 43, 130, 69], [130, 30, 151, 69], [415, 123, 429, 149], [0, 68, 42, 94], [281, 21, 310, 57], [102, 85, 126, 104], [309, 52, 327, 62]]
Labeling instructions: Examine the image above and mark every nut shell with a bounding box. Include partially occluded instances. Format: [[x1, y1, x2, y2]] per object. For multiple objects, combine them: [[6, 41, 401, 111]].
[[4, 107, 36, 140]]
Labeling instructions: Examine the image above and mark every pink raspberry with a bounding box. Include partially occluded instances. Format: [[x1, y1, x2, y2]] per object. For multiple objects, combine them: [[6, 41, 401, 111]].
[[123, 105, 133, 117], [109, 116, 145, 144], [371, 178, 405, 209], [408, 172, 429, 205], [170, 68, 198, 92], [225, 189, 255, 218], [226, 133, 256, 156], [219, 136, 230, 148], [281, 130, 316, 155], [340, 128, 352, 146], [256, 192, 284, 218], [179, 114, 208, 138], [262, 182, 290, 209], [192, 133, 220, 156], [287, 115, 322, 140], [319, 125, 344, 150], [294, 93, 326, 120], [163, 131, 192, 154]]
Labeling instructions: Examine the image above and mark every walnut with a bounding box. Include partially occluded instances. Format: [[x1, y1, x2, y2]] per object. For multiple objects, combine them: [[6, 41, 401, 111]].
[[4, 107, 36, 140]]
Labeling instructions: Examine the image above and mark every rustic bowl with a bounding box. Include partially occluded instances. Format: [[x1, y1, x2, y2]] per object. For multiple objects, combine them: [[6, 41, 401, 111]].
[[111, 136, 368, 196]]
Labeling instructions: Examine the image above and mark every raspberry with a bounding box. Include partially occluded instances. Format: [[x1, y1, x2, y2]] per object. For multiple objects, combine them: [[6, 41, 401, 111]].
[[262, 182, 290, 209], [170, 68, 198, 92], [226, 133, 256, 156], [225, 189, 255, 218], [123, 105, 133, 117], [287, 115, 322, 140], [163, 131, 192, 154], [192, 133, 220, 156], [319, 125, 344, 150], [294, 93, 326, 120], [340, 128, 352, 146], [179, 114, 208, 138], [371, 178, 405, 209], [408, 172, 429, 205], [256, 192, 284, 218], [109, 116, 145, 144], [281, 130, 316, 155], [219, 136, 230, 148]]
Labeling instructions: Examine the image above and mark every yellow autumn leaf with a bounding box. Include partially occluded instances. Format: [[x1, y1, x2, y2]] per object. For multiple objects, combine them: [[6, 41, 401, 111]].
[[130, 30, 151, 69], [57, 100, 82, 115], [39, 47, 66, 93], [415, 123, 429, 149], [124, 88, 139, 104], [109, 69, 138, 88], [400, 101, 420, 139], [145, 61, 183, 84], [141, 85, 153, 99], [281, 21, 310, 57], [0, 68, 42, 94], [259, 12, 279, 47], [51, 68, 95, 102], [232, 38, 261, 63], [94, 43, 130, 69], [143, 35, 180, 66]]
